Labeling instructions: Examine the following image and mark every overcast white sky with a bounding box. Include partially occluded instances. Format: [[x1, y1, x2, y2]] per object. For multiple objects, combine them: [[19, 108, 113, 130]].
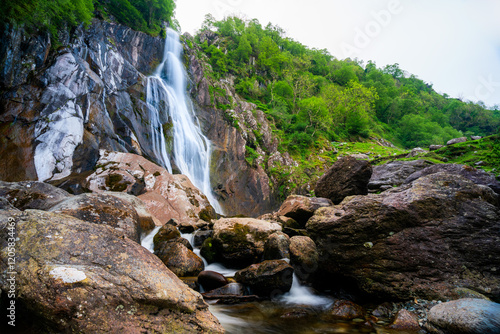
[[175, 0, 500, 108]]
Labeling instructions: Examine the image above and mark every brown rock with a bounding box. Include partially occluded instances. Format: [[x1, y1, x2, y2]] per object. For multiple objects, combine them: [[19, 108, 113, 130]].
[[153, 223, 181, 251], [86, 151, 216, 225], [315, 156, 372, 204], [263, 231, 290, 260], [307, 172, 500, 301], [388, 309, 420, 331], [202, 283, 246, 298], [0, 210, 223, 333], [0, 181, 71, 211], [198, 271, 229, 292], [289, 236, 319, 282], [154, 242, 205, 277], [328, 300, 365, 320], [48, 193, 142, 242], [202, 217, 282, 268], [426, 298, 500, 334], [277, 195, 332, 227], [235, 260, 294, 297]]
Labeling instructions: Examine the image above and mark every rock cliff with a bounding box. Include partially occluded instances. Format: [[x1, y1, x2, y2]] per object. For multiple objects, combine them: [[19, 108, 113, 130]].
[[0, 19, 284, 216]]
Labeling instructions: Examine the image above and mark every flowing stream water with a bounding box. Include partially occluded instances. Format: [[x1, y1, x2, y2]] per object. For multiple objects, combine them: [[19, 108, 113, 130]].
[[146, 28, 222, 213], [140, 229, 380, 334]]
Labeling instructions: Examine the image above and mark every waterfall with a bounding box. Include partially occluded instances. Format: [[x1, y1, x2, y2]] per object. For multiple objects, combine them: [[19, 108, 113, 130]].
[[146, 28, 222, 213]]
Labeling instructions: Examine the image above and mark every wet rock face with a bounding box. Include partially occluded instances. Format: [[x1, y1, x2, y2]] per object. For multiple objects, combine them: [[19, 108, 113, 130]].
[[0, 210, 223, 333], [201, 217, 282, 268], [0, 20, 165, 182], [235, 260, 294, 297], [368, 159, 434, 193], [307, 172, 500, 301], [184, 34, 300, 217], [315, 156, 372, 204], [426, 299, 500, 334]]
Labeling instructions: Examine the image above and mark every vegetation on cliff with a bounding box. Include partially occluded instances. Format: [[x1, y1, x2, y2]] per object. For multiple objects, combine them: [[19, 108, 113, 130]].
[[0, 0, 176, 42], [195, 16, 499, 152], [189, 15, 500, 199]]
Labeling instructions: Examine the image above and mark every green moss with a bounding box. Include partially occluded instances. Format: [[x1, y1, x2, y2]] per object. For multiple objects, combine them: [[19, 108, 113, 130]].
[[105, 173, 130, 192]]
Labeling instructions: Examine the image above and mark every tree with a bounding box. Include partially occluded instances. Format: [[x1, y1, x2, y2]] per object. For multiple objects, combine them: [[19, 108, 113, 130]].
[[235, 34, 252, 62]]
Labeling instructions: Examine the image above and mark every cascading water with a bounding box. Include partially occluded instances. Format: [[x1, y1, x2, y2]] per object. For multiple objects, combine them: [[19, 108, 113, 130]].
[[146, 28, 222, 213]]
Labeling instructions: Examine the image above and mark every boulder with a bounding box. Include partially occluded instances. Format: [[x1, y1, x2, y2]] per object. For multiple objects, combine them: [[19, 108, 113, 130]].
[[86, 151, 217, 225], [307, 173, 500, 301], [103, 192, 157, 233], [198, 271, 229, 292], [426, 299, 500, 334], [471, 136, 483, 141], [447, 137, 468, 145], [193, 230, 213, 248], [202, 283, 246, 298], [276, 195, 332, 227], [0, 181, 71, 211], [368, 159, 434, 192], [201, 218, 282, 268], [154, 242, 205, 277], [429, 145, 444, 151], [48, 193, 143, 242], [153, 223, 181, 251], [0, 210, 223, 333], [315, 156, 372, 204], [289, 236, 319, 283], [327, 300, 365, 320], [406, 147, 427, 157], [263, 231, 290, 260], [404, 163, 500, 195], [235, 260, 294, 297], [388, 309, 420, 331]]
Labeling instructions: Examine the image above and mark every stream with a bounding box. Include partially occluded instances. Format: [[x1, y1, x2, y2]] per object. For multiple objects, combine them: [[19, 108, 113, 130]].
[[141, 229, 395, 334]]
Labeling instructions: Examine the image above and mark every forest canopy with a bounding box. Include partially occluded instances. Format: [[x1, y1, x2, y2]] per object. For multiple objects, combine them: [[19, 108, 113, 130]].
[[0, 0, 176, 40], [196, 16, 500, 151]]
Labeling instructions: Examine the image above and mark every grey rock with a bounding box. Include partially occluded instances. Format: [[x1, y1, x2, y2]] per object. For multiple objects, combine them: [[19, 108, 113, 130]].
[[447, 137, 468, 145], [426, 299, 500, 334], [368, 159, 434, 192]]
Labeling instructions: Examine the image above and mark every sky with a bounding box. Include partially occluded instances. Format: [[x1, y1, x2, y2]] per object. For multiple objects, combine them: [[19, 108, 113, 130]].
[[175, 0, 500, 108]]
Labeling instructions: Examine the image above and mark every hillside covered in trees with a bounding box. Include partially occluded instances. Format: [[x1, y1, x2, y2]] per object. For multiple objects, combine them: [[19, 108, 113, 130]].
[[194, 16, 500, 153], [0, 0, 176, 42]]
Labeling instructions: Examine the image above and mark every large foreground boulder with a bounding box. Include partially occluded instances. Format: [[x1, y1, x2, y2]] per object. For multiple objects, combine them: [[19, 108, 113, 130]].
[[86, 150, 217, 225], [201, 217, 282, 268], [315, 156, 372, 204], [426, 299, 500, 334], [0, 210, 223, 333], [307, 172, 500, 301]]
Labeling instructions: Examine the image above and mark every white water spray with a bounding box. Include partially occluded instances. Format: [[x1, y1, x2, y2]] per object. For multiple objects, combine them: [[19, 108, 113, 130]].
[[146, 28, 222, 213]]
